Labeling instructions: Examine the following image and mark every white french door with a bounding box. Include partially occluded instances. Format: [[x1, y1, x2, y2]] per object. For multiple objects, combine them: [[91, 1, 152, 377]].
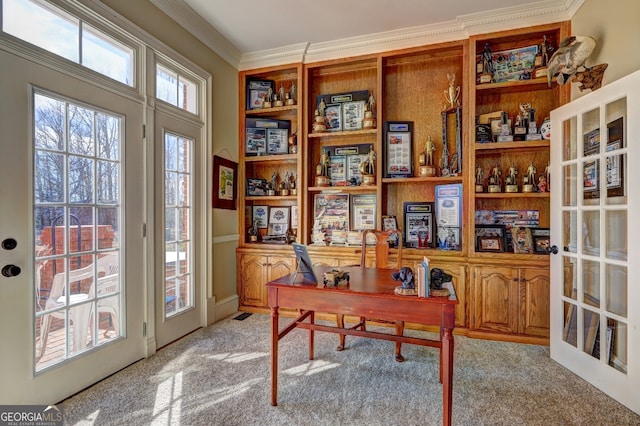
[[152, 109, 205, 348], [550, 70, 640, 414], [0, 49, 145, 403]]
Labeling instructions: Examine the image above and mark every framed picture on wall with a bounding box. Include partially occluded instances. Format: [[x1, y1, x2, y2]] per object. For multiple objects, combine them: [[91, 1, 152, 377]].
[[212, 155, 237, 210]]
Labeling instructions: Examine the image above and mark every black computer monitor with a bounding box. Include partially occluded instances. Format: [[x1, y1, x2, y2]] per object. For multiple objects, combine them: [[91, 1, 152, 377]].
[[291, 243, 318, 284]]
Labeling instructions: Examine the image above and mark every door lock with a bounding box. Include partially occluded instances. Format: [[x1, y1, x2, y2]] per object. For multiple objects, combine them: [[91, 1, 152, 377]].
[[2, 264, 21, 277]]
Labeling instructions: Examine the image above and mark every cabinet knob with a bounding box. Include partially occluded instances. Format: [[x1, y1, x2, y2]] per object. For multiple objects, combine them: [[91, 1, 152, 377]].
[[550, 245, 559, 255]]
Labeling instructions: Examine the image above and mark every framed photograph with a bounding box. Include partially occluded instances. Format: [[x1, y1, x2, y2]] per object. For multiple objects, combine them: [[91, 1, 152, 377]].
[[245, 128, 266, 156], [313, 193, 350, 241], [291, 205, 298, 229], [246, 178, 267, 196], [268, 206, 290, 225], [324, 103, 342, 132], [252, 205, 268, 228], [329, 155, 347, 186], [266, 128, 289, 154], [267, 223, 287, 236], [382, 215, 399, 247], [438, 227, 461, 250], [487, 45, 538, 83], [478, 236, 503, 252], [606, 117, 624, 197], [403, 201, 435, 248], [350, 194, 376, 230], [347, 154, 367, 185], [475, 224, 506, 252], [212, 155, 237, 210], [583, 128, 600, 156], [342, 100, 366, 131], [384, 121, 413, 178], [511, 226, 534, 254], [531, 227, 551, 254], [246, 79, 274, 110]]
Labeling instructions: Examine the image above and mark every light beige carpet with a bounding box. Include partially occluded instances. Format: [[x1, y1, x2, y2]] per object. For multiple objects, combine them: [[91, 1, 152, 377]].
[[61, 313, 639, 425]]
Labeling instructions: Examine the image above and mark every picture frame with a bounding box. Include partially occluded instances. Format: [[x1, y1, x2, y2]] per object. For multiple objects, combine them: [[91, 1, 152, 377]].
[[245, 128, 266, 156], [246, 79, 274, 110], [246, 177, 267, 196], [478, 236, 503, 252], [266, 128, 289, 154], [347, 153, 367, 185], [382, 215, 399, 247], [252, 205, 268, 228], [435, 184, 463, 251], [403, 201, 435, 248], [313, 193, 350, 242], [583, 128, 600, 156], [324, 103, 342, 132], [329, 155, 347, 186], [531, 227, 551, 254], [268, 206, 290, 225], [342, 100, 366, 131], [384, 121, 413, 178], [511, 226, 534, 254], [291, 205, 298, 229], [583, 159, 599, 199], [606, 117, 624, 197], [212, 155, 237, 210], [486, 45, 538, 83], [474, 224, 506, 252], [350, 194, 376, 231]]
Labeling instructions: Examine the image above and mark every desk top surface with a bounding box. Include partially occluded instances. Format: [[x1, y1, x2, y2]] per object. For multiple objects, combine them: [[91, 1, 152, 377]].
[[267, 266, 458, 304]]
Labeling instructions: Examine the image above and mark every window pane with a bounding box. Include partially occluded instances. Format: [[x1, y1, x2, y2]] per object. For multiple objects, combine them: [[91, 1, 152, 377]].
[[34, 94, 65, 151], [156, 64, 178, 106], [178, 75, 197, 114], [68, 105, 94, 156], [3, 0, 79, 62], [35, 151, 65, 203], [68, 156, 94, 204], [96, 112, 120, 161], [82, 24, 134, 86]]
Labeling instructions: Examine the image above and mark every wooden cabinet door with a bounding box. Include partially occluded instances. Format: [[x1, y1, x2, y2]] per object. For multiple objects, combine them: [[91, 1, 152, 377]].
[[519, 268, 550, 337], [267, 256, 295, 282], [437, 264, 467, 328], [238, 254, 268, 307], [472, 266, 519, 334]]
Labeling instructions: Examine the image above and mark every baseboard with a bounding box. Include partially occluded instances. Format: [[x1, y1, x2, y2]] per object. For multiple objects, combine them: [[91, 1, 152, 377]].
[[213, 294, 239, 323]]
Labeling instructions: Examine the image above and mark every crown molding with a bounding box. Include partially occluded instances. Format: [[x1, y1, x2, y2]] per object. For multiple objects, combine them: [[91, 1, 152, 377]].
[[239, 43, 309, 71], [154, 0, 585, 69], [149, 0, 241, 68]]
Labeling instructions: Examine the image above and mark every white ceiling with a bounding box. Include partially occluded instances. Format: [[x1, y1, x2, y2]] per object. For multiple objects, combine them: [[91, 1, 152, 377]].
[[183, 0, 543, 53], [150, 0, 581, 69]]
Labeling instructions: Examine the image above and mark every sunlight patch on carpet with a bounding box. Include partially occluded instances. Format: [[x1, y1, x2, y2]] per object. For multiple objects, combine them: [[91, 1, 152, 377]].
[[153, 371, 182, 424], [282, 359, 341, 376], [208, 351, 268, 363], [211, 378, 263, 404]]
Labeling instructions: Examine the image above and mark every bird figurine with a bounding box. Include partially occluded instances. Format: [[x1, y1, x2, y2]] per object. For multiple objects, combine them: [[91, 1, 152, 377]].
[[547, 35, 596, 86]]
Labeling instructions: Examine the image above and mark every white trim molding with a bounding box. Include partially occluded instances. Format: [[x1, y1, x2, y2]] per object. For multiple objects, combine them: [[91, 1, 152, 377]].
[[153, 0, 584, 70]]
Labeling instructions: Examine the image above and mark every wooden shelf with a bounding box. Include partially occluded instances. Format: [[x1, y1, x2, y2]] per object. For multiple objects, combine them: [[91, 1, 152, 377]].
[[246, 195, 298, 201], [475, 192, 550, 199], [245, 105, 297, 116], [382, 176, 463, 184], [307, 186, 376, 193], [308, 129, 377, 139], [475, 140, 550, 152], [476, 77, 555, 93], [244, 154, 298, 162]]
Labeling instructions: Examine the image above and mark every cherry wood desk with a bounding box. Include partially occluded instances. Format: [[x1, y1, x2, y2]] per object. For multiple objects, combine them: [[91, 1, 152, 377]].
[[267, 266, 458, 426]]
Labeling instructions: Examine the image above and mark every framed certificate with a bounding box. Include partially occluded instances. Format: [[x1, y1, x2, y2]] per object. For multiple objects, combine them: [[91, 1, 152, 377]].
[[403, 201, 435, 248], [267, 128, 289, 154], [342, 100, 366, 131], [384, 121, 413, 178], [350, 194, 376, 230], [252, 205, 268, 228]]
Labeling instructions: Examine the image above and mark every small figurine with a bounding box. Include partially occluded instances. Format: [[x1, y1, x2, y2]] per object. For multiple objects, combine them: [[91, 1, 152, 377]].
[[290, 82, 297, 103], [248, 219, 259, 242], [392, 267, 415, 290], [424, 136, 436, 166], [475, 164, 484, 191], [526, 161, 537, 184], [481, 43, 494, 78], [367, 93, 375, 112], [443, 73, 461, 109]]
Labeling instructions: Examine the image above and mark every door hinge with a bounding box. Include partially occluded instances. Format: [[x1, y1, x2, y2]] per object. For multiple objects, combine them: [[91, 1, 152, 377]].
[[143, 322, 147, 337], [142, 124, 146, 138], [142, 223, 147, 237]]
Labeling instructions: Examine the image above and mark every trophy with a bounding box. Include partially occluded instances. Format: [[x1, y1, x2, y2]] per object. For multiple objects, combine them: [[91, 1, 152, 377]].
[[312, 98, 327, 133], [497, 111, 513, 142], [418, 136, 436, 177], [475, 165, 484, 193], [289, 173, 297, 196], [267, 172, 278, 196], [362, 93, 376, 130], [315, 149, 331, 187], [248, 219, 259, 243], [479, 43, 494, 84], [534, 35, 554, 79], [273, 85, 285, 107], [488, 161, 502, 193], [505, 162, 519, 193], [286, 82, 296, 106], [443, 73, 461, 110], [262, 87, 273, 109], [280, 171, 291, 196], [523, 161, 537, 193], [359, 145, 376, 186], [288, 133, 298, 154]]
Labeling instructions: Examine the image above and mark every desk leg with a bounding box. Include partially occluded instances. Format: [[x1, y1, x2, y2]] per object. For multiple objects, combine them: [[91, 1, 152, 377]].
[[270, 307, 279, 406], [442, 327, 454, 426], [439, 327, 444, 384], [309, 311, 315, 360]]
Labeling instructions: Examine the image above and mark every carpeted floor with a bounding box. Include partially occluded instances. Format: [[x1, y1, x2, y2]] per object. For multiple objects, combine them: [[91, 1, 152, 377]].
[[61, 313, 639, 425]]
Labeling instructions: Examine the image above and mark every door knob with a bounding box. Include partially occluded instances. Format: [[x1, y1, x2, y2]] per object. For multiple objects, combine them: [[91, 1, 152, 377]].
[[550, 245, 559, 255], [2, 264, 21, 277], [1, 238, 17, 250]]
